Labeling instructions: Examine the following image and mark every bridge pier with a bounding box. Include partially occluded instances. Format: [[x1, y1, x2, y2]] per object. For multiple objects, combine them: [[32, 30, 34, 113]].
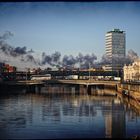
[[70, 85, 80, 95], [26, 85, 36, 93], [87, 84, 91, 95], [79, 85, 85, 95], [75, 85, 80, 95]]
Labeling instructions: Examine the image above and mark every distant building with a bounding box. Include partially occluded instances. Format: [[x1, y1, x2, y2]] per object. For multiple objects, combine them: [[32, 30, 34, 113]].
[[123, 58, 140, 81], [102, 65, 112, 71], [105, 29, 126, 71], [0, 63, 16, 73]]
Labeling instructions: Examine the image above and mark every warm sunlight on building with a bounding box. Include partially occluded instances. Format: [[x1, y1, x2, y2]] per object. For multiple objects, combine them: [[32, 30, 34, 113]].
[[123, 58, 140, 81]]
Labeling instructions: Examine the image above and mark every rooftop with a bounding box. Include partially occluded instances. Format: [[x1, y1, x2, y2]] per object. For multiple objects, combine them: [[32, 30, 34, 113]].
[[107, 29, 125, 34]]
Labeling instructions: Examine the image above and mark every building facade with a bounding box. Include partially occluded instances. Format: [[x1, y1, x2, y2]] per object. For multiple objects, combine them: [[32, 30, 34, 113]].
[[123, 59, 140, 81], [105, 29, 126, 71]]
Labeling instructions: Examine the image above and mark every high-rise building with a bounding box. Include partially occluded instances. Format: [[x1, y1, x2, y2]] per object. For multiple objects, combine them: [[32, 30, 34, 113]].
[[105, 29, 126, 71]]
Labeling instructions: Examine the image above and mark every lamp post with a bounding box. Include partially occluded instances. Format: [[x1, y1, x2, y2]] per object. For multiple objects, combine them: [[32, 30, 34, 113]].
[[138, 63, 140, 81], [89, 63, 91, 81], [25, 67, 29, 81], [26, 68, 28, 81]]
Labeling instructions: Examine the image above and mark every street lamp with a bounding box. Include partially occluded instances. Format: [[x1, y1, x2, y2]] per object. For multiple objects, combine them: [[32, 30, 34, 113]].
[[89, 63, 91, 81], [25, 67, 29, 81]]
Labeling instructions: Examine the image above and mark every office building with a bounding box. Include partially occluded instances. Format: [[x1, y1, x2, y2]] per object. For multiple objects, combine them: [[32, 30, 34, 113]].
[[105, 29, 126, 71]]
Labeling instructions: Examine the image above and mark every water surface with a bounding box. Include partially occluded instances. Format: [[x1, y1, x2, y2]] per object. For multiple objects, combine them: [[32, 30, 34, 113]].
[[0, 85, 140, 139]]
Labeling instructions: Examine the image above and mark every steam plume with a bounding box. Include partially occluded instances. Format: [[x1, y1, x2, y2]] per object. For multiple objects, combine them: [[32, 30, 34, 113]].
[[0, 31, 39, 67]]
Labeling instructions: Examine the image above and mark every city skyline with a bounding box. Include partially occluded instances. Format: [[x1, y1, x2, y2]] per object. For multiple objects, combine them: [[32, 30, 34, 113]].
[[0, 2, 140, 69]]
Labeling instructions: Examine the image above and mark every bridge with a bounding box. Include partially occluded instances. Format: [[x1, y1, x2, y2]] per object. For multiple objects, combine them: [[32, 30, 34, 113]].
[[0, 79, 119, 87], [43, 79, 119, 95], [0, 79, 119, 95], [0, 80, 45, 94], [55, 79, 120, 86]]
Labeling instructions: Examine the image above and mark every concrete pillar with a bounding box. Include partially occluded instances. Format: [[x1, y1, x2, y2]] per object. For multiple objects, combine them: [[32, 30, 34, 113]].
[[87, 85, 91, 95], [75, 85, 80, 95]]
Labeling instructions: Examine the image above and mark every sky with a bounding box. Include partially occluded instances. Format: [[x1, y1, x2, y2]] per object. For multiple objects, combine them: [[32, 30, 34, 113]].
[[0, 1, 140, 69]]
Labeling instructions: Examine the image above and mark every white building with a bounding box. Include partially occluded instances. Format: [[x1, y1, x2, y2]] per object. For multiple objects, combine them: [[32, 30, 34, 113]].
[[105, 29, 126, 71], [123, 59, 140, 81]]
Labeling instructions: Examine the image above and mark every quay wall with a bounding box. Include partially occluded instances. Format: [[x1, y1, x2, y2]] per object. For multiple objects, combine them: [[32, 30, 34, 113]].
[[117, 83, 140, 102]]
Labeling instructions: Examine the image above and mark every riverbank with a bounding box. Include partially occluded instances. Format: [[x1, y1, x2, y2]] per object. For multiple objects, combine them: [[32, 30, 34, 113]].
[[117, 83, 140, 105]]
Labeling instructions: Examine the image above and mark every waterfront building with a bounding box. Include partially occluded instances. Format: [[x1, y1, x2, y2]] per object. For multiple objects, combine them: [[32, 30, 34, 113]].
[[123, 58, 140, 81], [105, 29, 126, 71]]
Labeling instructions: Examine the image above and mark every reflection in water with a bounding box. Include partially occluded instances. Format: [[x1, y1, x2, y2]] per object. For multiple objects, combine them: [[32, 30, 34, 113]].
[[0, 85, 140, 139]]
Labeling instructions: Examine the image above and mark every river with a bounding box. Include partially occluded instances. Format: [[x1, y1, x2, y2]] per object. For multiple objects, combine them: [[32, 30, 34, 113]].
[[0, 84, 140, 139]]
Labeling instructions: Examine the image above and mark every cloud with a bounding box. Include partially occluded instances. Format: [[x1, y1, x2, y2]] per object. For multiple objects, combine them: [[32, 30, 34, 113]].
[[0, 31, 40, 69]]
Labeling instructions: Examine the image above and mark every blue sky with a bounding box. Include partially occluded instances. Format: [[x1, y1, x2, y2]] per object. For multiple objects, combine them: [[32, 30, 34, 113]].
[[0, 1, 140, 61]]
